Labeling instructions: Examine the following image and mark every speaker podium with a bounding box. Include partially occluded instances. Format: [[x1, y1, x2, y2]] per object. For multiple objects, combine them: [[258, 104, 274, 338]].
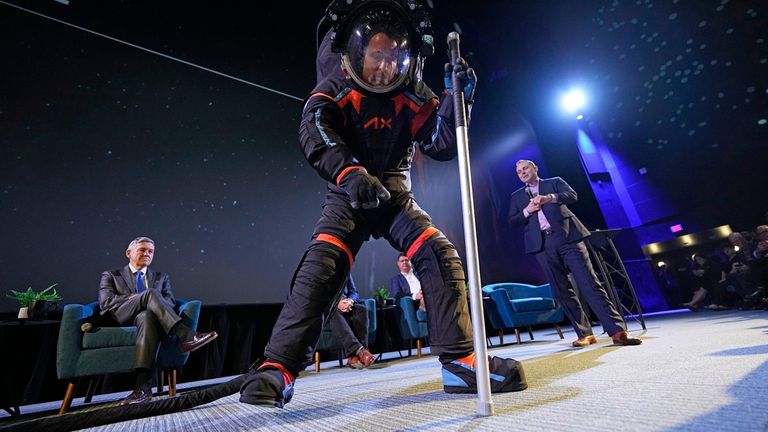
[[585, 228, 646, 330]]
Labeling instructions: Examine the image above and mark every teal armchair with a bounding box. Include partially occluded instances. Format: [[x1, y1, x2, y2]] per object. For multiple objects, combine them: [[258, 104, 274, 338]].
[[482, 283, 564, 345], [314, 298, 377, 372], [395, 296, 428, 357], [56, 299, 201, 413]]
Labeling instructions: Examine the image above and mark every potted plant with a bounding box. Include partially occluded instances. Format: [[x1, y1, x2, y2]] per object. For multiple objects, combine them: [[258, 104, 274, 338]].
[[6, 283, 62, 319], [374, 287, 391, 307]]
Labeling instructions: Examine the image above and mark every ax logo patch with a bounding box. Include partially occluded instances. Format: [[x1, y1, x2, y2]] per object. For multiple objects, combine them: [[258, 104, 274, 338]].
[[363, 117, 393, 129]]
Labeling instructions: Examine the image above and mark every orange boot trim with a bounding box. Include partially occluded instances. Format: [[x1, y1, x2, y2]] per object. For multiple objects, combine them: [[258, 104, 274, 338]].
[[259, 361, 294, 386], [455, 352, 476, 368]]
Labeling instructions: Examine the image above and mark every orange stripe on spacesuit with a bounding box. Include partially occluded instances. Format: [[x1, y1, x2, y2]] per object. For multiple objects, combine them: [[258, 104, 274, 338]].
[[337, 89, 364, 114], [303, 92, 337, 115], [392, 93, 421, 116], [410, 97, 438, 137], [405, 226, 438, 260], [317, 233, 354, 267], [335, 165, 366, 187]]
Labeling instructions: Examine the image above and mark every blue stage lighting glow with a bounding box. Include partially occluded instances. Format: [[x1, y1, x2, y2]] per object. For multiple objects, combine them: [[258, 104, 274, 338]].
[[561, 88, 587, 114]]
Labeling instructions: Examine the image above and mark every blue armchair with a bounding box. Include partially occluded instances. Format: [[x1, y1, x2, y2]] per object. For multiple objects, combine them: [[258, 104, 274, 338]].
[[56, 299, 201, 414], [482, 283, 564, 345], [313, 298, 377, 372], [395, 296, 428, 357]]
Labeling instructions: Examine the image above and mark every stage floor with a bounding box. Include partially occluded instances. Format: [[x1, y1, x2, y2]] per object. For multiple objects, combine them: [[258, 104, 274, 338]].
[[3, 309, 768, 431]]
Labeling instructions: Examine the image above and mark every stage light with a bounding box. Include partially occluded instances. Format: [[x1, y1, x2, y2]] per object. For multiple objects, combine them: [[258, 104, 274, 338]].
[[657, 261, 666, 267], [734, 245, 740, 252], [669, 224, 684, 233], [560, 88, 587, 115]]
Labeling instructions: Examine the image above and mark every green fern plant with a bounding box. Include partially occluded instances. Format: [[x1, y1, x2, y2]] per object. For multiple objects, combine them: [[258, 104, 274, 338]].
[[6, 283, 62, 307], [374, 287, 390, 301]]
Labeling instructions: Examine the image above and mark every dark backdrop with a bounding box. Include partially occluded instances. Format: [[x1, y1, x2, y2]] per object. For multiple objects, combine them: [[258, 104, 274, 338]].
[[1, 0, 766, 312]]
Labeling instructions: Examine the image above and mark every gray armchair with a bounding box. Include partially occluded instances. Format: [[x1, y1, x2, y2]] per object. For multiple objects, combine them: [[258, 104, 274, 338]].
[[55, 299, 201, 414]]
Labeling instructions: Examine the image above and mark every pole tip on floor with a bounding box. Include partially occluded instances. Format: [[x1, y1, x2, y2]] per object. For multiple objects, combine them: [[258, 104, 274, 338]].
[[477, 400, 494, 416]]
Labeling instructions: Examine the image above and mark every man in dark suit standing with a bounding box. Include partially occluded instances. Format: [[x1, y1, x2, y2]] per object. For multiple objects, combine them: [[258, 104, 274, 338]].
[[99, 236, 218, 405], [390, 253, 425, 310], [325, 275, 373, 368], [507, 160, 641, 347]]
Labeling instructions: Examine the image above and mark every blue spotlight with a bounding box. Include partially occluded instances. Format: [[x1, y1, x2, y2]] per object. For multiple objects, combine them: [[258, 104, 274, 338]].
[[560, 88, 587, 117]]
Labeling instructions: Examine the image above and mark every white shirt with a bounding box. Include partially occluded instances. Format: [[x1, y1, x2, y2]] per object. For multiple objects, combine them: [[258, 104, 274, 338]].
[[401, 271, 422, 299], [522, 180, 554, 231]]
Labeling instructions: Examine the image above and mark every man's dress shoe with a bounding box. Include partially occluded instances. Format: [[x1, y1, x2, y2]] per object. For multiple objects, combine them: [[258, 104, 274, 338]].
[[611, 331, 642, 346], [180, 331, 219, 353], [347, 347, 375, 369], [120, 385, 152, 405], [572, 335, 597, 347]]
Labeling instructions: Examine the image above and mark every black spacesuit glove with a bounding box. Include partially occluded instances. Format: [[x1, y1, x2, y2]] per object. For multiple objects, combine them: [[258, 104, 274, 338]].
[[336, 166, 391, 209]]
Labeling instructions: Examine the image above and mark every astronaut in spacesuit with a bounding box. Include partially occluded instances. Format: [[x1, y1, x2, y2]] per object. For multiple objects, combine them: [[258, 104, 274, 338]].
[[239, 0, 527, 407]]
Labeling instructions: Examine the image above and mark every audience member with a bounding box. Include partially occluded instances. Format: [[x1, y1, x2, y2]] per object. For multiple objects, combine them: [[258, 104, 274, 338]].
[[324, 275, 374, 369], [728, 232, 754, 263], [99, 236, 218, 405], [703, 246, 742, 310], [656, 262, 685, 306], [745, 230, 768, 306], [681, 254, 719, 311], [390, 253, 425, 311], [753, 226, 768, 260]]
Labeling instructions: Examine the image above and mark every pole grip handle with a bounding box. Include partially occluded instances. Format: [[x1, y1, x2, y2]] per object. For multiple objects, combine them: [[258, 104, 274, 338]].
[[447, 32, 468, 128]]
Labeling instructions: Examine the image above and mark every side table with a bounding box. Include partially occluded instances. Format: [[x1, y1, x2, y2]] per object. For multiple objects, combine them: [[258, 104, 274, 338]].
[[373, 304, 401, 361], [0, 319, 61, 416]]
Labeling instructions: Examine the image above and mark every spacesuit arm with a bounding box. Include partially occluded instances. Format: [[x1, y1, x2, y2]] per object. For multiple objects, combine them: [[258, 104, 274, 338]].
[[413, 92, 459, 162], [415, 58, 477, 161], [299, 91, 357, 184]]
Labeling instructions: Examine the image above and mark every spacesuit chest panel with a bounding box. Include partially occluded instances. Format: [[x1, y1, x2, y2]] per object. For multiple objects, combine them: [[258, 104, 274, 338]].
[[339, 89, 419, 177]]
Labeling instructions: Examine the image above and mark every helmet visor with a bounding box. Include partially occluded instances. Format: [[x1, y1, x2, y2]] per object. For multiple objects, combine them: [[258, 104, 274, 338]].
[[343, 7, 412, 92]]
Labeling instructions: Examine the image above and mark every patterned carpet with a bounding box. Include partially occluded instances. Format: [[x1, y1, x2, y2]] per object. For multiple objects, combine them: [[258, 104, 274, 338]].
[[2, 309, 768, 431]]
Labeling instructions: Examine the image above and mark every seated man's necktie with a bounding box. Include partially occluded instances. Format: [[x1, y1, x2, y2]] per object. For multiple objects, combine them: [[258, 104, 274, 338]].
[[136, 271, 146, 294]]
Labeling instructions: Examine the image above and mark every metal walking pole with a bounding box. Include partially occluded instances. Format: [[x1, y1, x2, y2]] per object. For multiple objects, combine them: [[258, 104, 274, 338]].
[[447, 31, 494, 416]]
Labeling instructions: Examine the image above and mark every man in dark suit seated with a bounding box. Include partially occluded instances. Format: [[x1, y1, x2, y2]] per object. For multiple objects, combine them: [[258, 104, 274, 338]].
[[325, 275, 373, 368], [390, 253, 425, 311], [99, 236, 218, 405], [507, 160, 641, 347]]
